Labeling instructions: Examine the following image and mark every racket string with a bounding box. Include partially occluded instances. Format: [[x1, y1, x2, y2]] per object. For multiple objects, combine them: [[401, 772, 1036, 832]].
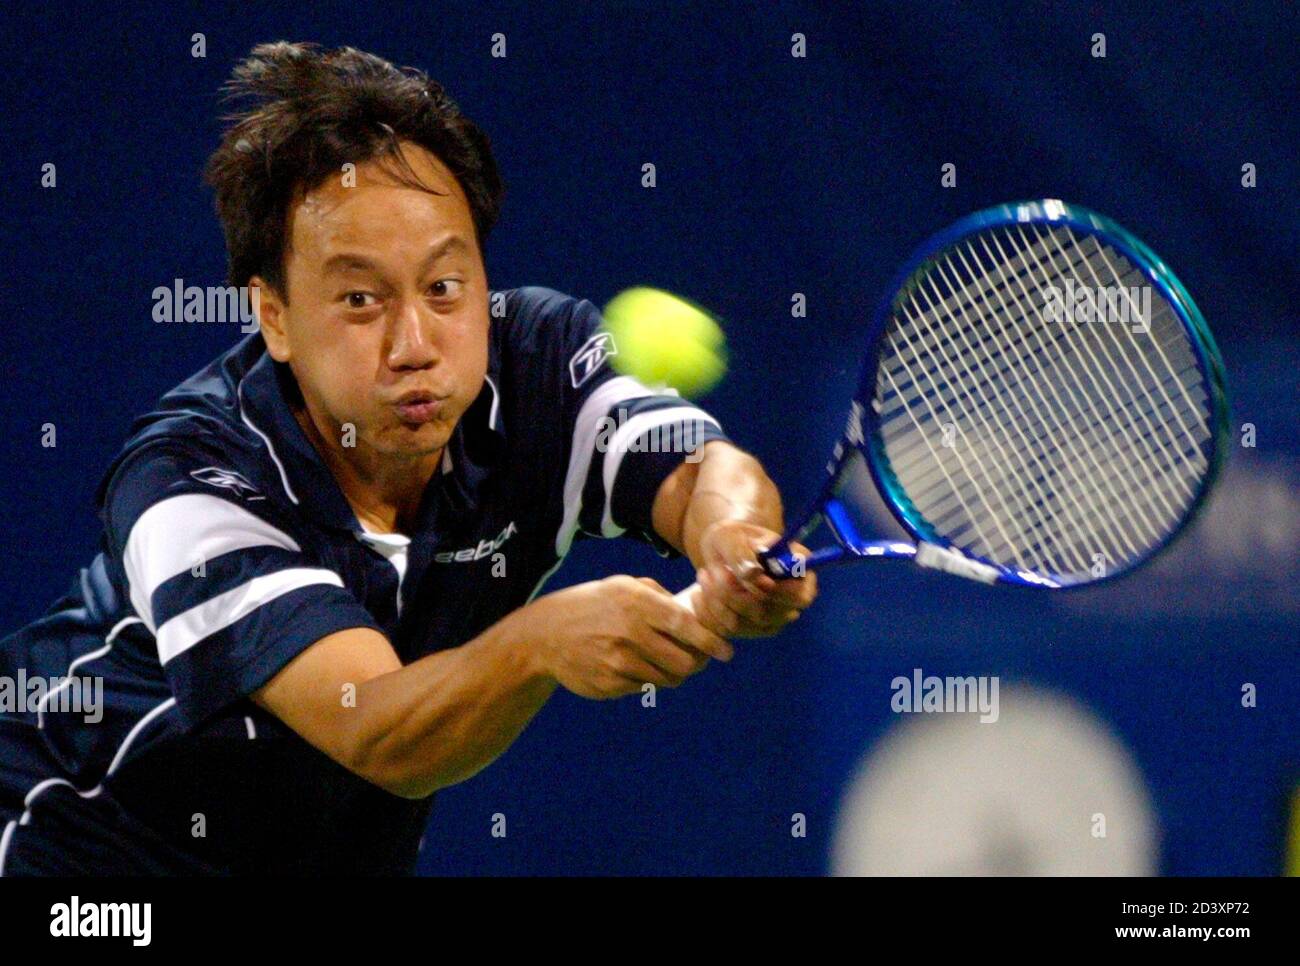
[[968, 231, 1186, 550], [933, 243, 1148, 566], [1022, 225, 1206, 512], [1027, 224, 1204, 480], [884, 241, 1161, 571], [1067, 230, 1208, 460], [941, 240, 1154, 566], [896, 280, 1062, 568], [902, 267, 1100, 571], [874, 222, 1213, 581]]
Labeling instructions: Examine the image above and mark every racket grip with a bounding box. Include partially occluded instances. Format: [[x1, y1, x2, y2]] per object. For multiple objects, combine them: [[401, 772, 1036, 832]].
[[672, 582, 703, 615], [673, 540, 801, 614]]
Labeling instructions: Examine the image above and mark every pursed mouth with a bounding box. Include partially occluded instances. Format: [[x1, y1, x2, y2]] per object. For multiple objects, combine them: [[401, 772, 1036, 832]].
[[393, 389, 443, 405], [392, 391, 448, 424]]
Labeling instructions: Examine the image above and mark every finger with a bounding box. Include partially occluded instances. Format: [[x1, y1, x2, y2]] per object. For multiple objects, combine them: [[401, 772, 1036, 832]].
[[739, 541, 818, 605], [613, 651, 689, 689], [633, 630, 712, 679], [713, 566, 784, 622], [724, 609, 802, 640], [746, 608, 804, 633], [762, 573, 818, 608], [788, 540, 815, 561], [715, 561, 761, 598], [700, 527, 771, 589], [728, 556, 775, 593], [643, 595, 735, 662], [638, 577, 735, 652], [699, 569, 779, 636], [694, 569, 744, 637], [702, 569, 743, 639], [625, 578, 733, 659], [719, 575, 807, 633], [665, 642, 712, 676]]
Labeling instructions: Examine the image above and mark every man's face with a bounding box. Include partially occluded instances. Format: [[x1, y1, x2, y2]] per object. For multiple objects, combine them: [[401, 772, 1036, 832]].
[[259, 142, 490, 463]]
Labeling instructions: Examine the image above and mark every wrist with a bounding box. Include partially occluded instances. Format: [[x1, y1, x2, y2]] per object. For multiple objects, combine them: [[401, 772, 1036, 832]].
[[494, 595, 558, 685]]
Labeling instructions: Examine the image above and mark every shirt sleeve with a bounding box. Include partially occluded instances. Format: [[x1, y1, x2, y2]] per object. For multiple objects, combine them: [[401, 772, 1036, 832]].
[[102, 437, 383, 728], [503, 286, 731, 559]]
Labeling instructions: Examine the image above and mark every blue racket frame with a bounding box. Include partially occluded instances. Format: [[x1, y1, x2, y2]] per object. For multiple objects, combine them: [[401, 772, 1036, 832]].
[[759, 199, 1231, 589]]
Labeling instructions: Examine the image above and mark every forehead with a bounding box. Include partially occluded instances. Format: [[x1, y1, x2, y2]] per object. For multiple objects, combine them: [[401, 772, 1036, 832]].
[[286, 142, 476, 260]]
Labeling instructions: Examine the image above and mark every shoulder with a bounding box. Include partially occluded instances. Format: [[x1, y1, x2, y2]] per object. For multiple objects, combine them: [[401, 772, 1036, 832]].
[[491, 286, 605, 355], [97, 335, 295, 537], [489, 286, 618, 399], [101, 429, 295, 556]]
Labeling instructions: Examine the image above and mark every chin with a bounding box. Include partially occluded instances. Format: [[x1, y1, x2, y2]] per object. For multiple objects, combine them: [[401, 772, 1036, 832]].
[[383, 422, 450, 456]]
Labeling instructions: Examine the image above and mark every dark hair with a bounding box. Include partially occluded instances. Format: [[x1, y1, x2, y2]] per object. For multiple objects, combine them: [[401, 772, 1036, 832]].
[[204, 42, 504, 297]]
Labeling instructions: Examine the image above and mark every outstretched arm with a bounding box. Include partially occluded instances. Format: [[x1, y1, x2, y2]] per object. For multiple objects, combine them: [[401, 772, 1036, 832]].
[[253, 574, 733, 800]]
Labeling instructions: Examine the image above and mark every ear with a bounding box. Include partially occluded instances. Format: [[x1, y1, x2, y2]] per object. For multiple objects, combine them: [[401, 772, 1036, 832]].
[[251, 276, 291, 362]]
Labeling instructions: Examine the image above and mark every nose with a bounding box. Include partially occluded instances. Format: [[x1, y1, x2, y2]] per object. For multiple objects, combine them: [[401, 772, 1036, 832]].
[[387, 297, 438, 371]]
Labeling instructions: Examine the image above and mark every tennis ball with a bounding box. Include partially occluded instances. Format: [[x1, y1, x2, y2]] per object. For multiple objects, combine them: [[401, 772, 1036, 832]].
[[601, 287, 727, 398]]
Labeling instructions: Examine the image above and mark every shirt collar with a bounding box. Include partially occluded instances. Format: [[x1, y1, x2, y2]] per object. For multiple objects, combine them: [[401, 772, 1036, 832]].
[[236, 336, 506, 534]]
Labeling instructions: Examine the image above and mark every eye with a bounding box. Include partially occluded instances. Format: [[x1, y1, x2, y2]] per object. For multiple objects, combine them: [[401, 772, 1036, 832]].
[[344, 291, 378, 309], [429, 278, 464, 299]]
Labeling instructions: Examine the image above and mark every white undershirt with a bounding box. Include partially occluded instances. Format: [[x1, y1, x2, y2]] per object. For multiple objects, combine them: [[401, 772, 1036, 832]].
[[354, 446, 450, 616], [357, 524, 411, 616]]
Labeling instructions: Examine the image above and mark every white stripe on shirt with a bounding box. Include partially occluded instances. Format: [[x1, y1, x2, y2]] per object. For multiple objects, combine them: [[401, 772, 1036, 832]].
[[155, 567, 344, 664], [123, 493, 301, 632], [556, 375, 675, 556], [600, 406, 721, 536]]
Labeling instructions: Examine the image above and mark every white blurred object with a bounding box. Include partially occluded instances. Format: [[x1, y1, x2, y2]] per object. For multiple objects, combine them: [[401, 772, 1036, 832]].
[[831, 685, 1158, 875]]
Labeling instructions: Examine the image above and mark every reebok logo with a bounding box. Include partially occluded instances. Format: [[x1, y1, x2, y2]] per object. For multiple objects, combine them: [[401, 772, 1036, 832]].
[[569, 332, 617, 388], [434, 521, 518, 563], [190, 466, 263, 500]]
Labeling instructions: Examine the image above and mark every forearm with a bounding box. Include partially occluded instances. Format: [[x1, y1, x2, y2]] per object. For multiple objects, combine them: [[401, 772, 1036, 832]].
[[349, 609, 557, 799], [677, 441, 784, 567], [653, 441, 817, 639]]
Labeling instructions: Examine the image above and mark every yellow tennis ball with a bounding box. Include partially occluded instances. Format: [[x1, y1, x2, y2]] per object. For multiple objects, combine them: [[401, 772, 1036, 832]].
[[601, 287, 727, 398]]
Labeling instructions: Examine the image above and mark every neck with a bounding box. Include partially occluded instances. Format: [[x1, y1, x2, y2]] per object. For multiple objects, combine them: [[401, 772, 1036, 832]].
[[292, 403, 440, 534]]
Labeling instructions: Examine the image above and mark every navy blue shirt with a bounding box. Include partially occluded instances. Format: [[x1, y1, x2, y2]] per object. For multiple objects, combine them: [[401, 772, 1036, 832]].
[[0, 286, 727, 875]]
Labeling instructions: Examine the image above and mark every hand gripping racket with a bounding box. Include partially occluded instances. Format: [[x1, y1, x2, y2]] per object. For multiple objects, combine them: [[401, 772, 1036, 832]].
[[677, 199, 1229, 609]]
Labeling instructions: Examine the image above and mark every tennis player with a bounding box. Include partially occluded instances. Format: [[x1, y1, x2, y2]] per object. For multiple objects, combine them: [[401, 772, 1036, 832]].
[[0, 43, 815, 875]]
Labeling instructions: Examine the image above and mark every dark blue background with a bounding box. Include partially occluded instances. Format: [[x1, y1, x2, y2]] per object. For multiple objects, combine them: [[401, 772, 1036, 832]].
[[4, 1, 1297, 874]]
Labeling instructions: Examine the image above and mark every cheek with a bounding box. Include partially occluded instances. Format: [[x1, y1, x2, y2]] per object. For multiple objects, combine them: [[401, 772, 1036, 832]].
[[446, 315, 489, 392], [299, 332, 379, 417], [316, 368, 373, 423]]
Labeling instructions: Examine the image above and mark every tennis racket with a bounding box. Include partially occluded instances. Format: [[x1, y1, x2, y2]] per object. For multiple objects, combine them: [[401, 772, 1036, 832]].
[[676, 199, 1229, 606]]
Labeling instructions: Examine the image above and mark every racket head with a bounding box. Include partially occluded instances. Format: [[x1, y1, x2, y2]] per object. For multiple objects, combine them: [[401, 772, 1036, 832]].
[[831, 199, 1229, 589]]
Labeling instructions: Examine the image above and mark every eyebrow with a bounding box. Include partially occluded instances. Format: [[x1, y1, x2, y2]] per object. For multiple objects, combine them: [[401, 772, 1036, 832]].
[[321, 235, 471, 275]]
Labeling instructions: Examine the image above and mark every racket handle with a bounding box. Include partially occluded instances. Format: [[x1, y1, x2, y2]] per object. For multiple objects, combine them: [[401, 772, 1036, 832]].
[[672, 582, 702, 615], [673, 541, 801, 614], [757, 539, 803, 577]]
